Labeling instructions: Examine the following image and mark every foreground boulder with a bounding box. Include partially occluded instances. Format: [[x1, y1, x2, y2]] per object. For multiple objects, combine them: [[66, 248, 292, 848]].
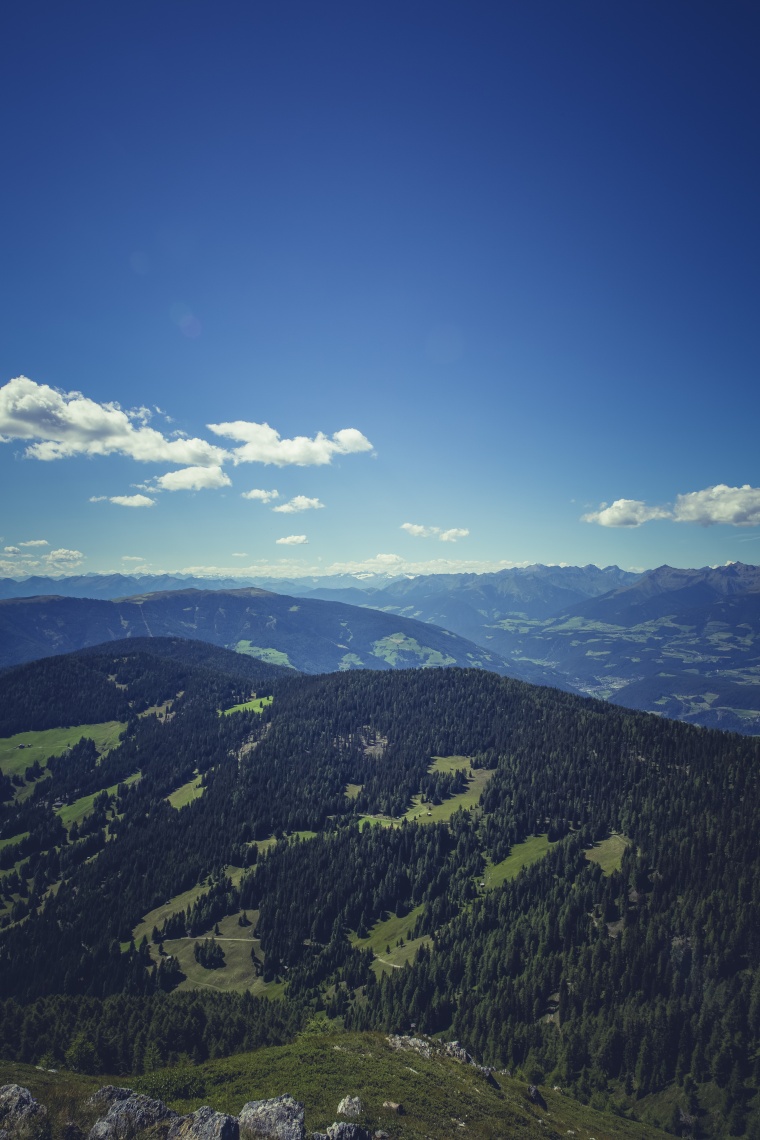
[[88, 1093, 178, 1140], [0, 1086, 48, 1136], [168, 1107, 239, 1140], [86, 1090, 133, 1114], [239, 1095, 305, 1140], [335, 1099, 361, 1120], [326, 1126, 371, 1140]]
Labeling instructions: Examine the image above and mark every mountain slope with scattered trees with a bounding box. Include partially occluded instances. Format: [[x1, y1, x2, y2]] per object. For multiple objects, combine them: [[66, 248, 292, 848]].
[[0, 642, 759, 1136]]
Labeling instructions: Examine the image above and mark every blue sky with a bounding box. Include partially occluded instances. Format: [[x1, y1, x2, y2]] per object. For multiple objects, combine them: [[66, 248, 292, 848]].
[[2, 1, 759, 580]]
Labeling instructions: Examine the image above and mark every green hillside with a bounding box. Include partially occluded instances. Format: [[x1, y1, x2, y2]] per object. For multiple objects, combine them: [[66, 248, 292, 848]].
[[1, 642, 759, 1137], [0, 1032, 671, 1140]]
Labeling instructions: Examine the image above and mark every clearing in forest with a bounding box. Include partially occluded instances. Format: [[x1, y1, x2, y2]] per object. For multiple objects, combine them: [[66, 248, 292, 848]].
[[585, 832, 631, 875], [166, 773, 204, 809], [55, 771, 140, 832], [350, 902, 431, 975], [0, 721, 126, 784], [481, 834, 557, 890], [132, 866, 248, 947], [359, 755, 493, 829], [234, 642, 295, 668], [222, 695, 273, 716]]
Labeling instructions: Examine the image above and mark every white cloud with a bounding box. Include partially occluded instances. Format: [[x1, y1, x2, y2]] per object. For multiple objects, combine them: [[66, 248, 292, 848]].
[[0, 376, 227, 466], [18, 539, 48, 547], [46, 548, 84, 567], [583, 484, 760, 528], [154, 465, 231, 492], [276, 535, 309, 545], [231, 552, 248, 557], [272, 495, 325, 514], [209, 419, 373, 466], [582, 499, 670, 527], [401, 522, 469, 542], [104, 494, 156, 508], [401, 523, 438, 538], [242, 488, 280, 503], [122, 555, 146, 562], [672, 484, 760, 527], [3, 546, 20, 554]]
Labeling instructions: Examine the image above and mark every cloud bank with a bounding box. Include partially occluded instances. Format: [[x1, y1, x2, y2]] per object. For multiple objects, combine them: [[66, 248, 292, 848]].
[[583, 484, 760, 528], [1, 376, 226, 466]]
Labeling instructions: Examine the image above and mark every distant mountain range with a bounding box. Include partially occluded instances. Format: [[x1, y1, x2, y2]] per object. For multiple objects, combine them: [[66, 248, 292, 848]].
[[0, 570, 409, 601], [2, 562, 759, 732], [0, 586, 518, 679]]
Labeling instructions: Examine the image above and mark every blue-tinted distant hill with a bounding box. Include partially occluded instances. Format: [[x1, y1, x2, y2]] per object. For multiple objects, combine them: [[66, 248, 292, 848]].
[[0, 587, 519, 678]]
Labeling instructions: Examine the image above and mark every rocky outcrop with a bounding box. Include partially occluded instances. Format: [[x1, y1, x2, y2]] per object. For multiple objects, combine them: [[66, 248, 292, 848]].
[[0, 1085, 48, 1136], [85, 1089, 133, 1114], [239, 1095, 305, 1140], [7, 1083, 391, 1140], [526, 1085, 546, 1109], [88, 1093, 178, 1140], [326, 1127, 371, 1140], [385, 1034, 496, 1082], [168, 1107, 239, 1140], [335, 1099, 361, 1120]]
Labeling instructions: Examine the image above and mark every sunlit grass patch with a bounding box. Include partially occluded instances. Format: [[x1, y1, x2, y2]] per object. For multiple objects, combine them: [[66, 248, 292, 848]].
[[56, 771, 140, 832], [167, 773, 204, 809], [585, 832, 631, 875], [0, 721, 126, 781], [222, 695, 273, 716], [482, 833, 556, 890], [234, 642, 295, 668]]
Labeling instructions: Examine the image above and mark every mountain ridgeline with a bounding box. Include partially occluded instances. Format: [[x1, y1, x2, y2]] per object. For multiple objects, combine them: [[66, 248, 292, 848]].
[[0, 588, 514, 678], [0, 639, 759, 1136], [2, 562, 759, 732]]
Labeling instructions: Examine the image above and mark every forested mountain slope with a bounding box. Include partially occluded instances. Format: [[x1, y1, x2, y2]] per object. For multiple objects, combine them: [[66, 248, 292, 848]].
[[0, 589, 515, 677], [1, 645, 759, 1135]]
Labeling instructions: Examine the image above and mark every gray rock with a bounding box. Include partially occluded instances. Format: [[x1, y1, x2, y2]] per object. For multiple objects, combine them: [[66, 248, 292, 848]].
[[88, 1094, 177, 1140], [326, 1126, 371, 1140], [238, 1095, 305, 1140], [335, 1099, 361, 1121], [0, 1085, 48, 1134], [526, 1084, 546, 1108], [168, 1107, 239, 1140], [86, 1090, 133, 1113]]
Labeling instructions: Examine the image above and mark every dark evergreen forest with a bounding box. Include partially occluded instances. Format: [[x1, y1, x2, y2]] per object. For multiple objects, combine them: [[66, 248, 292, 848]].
[[1, 640, 759, 1133]]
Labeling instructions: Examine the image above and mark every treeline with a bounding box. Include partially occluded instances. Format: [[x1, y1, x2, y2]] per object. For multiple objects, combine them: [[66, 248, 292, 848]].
[[0, 989, 303, 1073]]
